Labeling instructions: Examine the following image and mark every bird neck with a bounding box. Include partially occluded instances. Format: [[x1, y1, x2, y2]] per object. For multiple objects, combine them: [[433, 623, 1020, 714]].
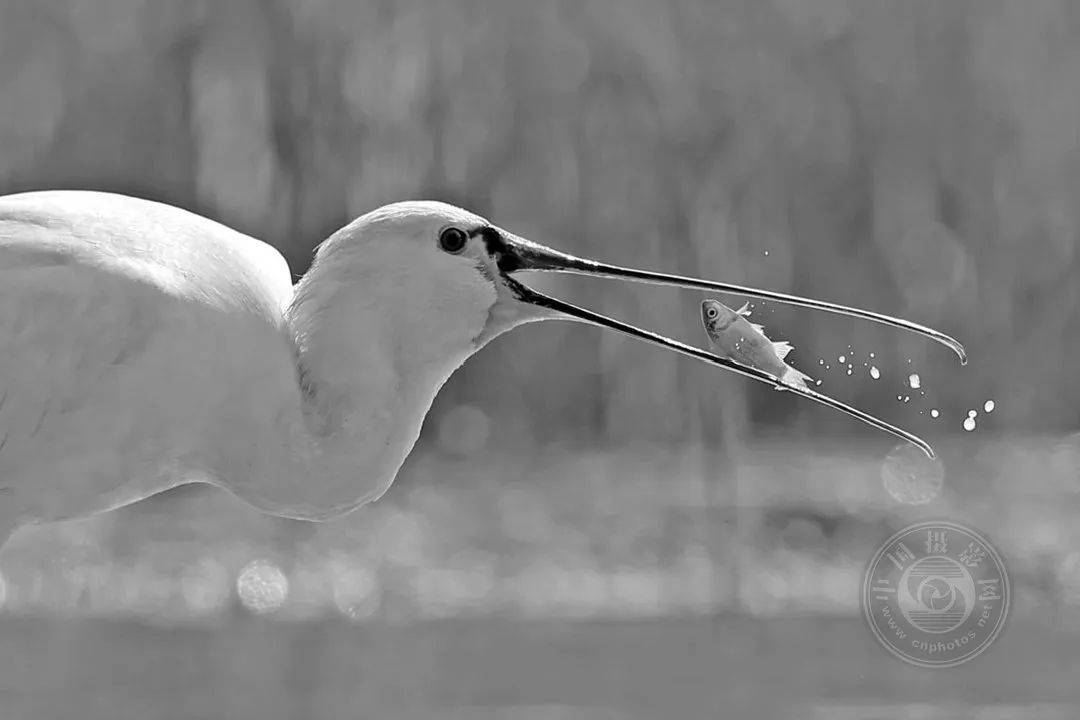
[[241, 255, 486, 520]]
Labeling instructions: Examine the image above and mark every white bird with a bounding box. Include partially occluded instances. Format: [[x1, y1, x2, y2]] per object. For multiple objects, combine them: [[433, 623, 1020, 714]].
[[0, 190, 965, 547]]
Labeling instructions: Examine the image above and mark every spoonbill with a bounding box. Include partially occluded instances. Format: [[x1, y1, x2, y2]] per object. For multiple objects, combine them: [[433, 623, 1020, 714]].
[[0, 191, 964, 547]]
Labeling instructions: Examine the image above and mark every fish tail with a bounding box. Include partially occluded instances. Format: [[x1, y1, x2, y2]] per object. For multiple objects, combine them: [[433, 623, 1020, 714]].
[[772, 340, 794, 360], [779, 366, 813, 390]]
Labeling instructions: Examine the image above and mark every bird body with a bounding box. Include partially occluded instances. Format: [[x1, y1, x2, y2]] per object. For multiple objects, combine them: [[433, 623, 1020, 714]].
[[0, 192, 301, 527], [0, 192, 489, 540], [0, 190, 966, 546]]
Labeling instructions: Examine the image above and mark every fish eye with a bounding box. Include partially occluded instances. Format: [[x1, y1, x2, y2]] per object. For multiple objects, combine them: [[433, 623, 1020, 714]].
[[438, 227, 468, 254], [706, 307, 718, 319]]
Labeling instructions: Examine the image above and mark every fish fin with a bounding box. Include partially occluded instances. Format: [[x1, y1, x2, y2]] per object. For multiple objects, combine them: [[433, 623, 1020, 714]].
[[779, 366, 813, 390], [749, 322, 765, 335], [735, 303, 751, 316], [772, 340, 794, 360]]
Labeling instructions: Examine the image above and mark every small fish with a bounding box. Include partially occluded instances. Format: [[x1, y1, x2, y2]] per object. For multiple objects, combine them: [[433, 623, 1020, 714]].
[[700, 299, 813, 389]]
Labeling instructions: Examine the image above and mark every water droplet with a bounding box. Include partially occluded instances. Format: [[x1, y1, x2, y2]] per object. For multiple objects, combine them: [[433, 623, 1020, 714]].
[[963, 417, 976, 432], [838, 355, 846, 363], [896, 395, 903, 401], [908, 373, 920, 389], [930, 409, 940, 418], [903, 396, 910, 403], [984, 400, 995, 413], [763, 250, 769, 256], [818, 358, 824, 365], [826, 365, 831, 370], [968, 409, 977, 418], [869, 352, 876, 358], [815, 380, 822, 386], [846, 369, 853, 375], [881, 443, 945, 504], [869, 366, 880, 379]]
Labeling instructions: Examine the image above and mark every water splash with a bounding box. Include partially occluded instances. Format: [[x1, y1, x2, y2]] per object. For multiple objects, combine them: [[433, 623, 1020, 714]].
[[930, 409, 940, 418], [908, 373, 921, 389], [869, 366, 880, 379]]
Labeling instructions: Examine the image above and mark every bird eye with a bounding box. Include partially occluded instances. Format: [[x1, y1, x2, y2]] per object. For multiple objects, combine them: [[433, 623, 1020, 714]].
[[706, 307, 718, 319], [438, 227, 468, 254]]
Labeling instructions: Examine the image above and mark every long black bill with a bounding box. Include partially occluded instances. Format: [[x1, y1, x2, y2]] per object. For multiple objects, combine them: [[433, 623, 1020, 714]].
[[496, 233, 966, 364], [505, 275, 936, 458], [491, 232, 965, 459]]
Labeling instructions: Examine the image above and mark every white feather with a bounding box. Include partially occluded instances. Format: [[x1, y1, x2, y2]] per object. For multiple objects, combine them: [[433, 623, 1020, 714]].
[[780, 367, 813, 390]]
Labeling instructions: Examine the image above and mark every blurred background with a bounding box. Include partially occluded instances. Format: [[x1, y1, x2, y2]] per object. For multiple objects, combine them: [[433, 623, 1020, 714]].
[[1, 0, 1080, 718]]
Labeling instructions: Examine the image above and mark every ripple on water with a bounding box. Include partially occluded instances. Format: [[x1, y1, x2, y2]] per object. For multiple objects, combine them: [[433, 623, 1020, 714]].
[[881, 443, 945, 505]]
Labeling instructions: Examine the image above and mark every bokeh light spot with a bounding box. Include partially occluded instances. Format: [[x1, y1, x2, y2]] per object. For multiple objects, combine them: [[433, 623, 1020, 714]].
[[181, 559, 230, 616], [332, 565, 381, 621], [881, 443, 945, 504], [436, 403, 492, 456], [236, 559, 289, 614]]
